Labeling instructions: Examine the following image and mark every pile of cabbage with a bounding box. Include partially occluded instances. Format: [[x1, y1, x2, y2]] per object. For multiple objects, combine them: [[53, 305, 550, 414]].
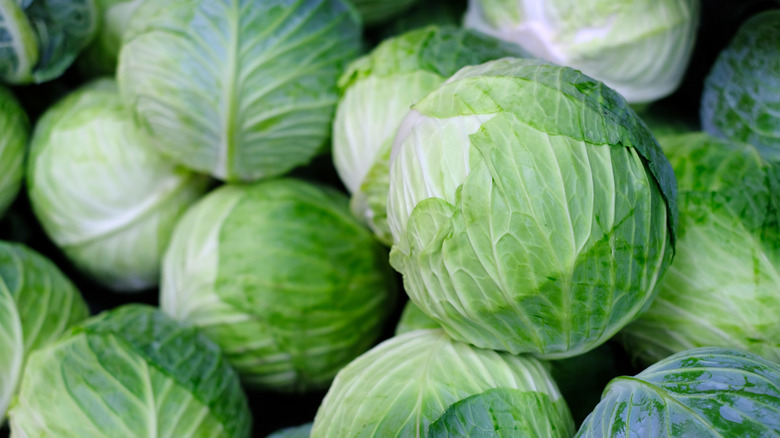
[[0, 0, 778, 436]]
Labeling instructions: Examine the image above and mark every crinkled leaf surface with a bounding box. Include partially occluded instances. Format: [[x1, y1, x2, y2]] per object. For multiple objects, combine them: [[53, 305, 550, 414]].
[[701, 10, 780, 161], [387, 58, 675, 357], [576, 347, 780, 437]]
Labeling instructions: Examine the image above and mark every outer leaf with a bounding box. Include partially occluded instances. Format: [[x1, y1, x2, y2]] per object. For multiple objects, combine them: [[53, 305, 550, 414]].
[[161, 179, 397, 392], [621, 132, 780, 364], [701, 10, 780, 161], [118, 0, 361, 182], [0, 242, 88, 423], [27, 79, 209, 292], [311, 329, 573, 437], [9, 305, 252, 438], [77, 0, 144, 75], [576, 347, 780, 437], [0, 85, 28, 218], [0, 0, 38, 83], [428, 388, 573, 437]]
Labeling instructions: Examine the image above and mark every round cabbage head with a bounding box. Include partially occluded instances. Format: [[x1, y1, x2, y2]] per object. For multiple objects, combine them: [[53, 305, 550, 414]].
[[27, 79, 209, 292], [0, 86, 28, 219], [8, 304, 252, 437], [621, 132, 780, 364], [311, 329, 574, 437], [576, 347, 780, 437], [701, 10, 780, 161], [0, 0, 97, 84], [0, 241, 89, 423], [161, 178, 397, 392], [333, 25, 526, 244], [387, 58, 677, 358], [464, 0, 700, 104], [118, 0, 362, 182]]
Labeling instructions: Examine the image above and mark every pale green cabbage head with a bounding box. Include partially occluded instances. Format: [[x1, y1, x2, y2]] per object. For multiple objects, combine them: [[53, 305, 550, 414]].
[[312, 329, 574, 437], [388, 58, 677, 358], [27, 79, 209, 292], [464, 0, 700, 103], [161, 178, 397, 392]]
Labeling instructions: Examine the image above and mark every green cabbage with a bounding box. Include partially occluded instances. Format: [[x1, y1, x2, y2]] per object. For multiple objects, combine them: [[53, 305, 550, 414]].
[[312, 329, 574, 437], [9, 304, 252, 437], [621, 132, 780, 364], [464, 0, 700, 103], [161, 178, 397, 392], [701, 10, 780, 161], [27, 79, 209, 292], [576, 347, 780, 437], [0, 241, 88, 422], [388, 58, 676, 358]]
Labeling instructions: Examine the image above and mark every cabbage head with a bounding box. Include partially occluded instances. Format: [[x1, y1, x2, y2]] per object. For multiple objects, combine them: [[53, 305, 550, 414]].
[[0, 241, 88, 423], [701, 10, 780, 161], [118, 0, 362, 182], [312, 329, 574, 437], [0, 85, 27, 219], [576, 347, 780, 437], [8, 304, 252, 437], [464, 0, 700, 103], [0, 0, 97, 84], [161, 178, 397, 392], [333, 25, 526, 244], [621, 132, 780, 364], [27, 79, 209, 292], [388, 58, 677, 358]]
